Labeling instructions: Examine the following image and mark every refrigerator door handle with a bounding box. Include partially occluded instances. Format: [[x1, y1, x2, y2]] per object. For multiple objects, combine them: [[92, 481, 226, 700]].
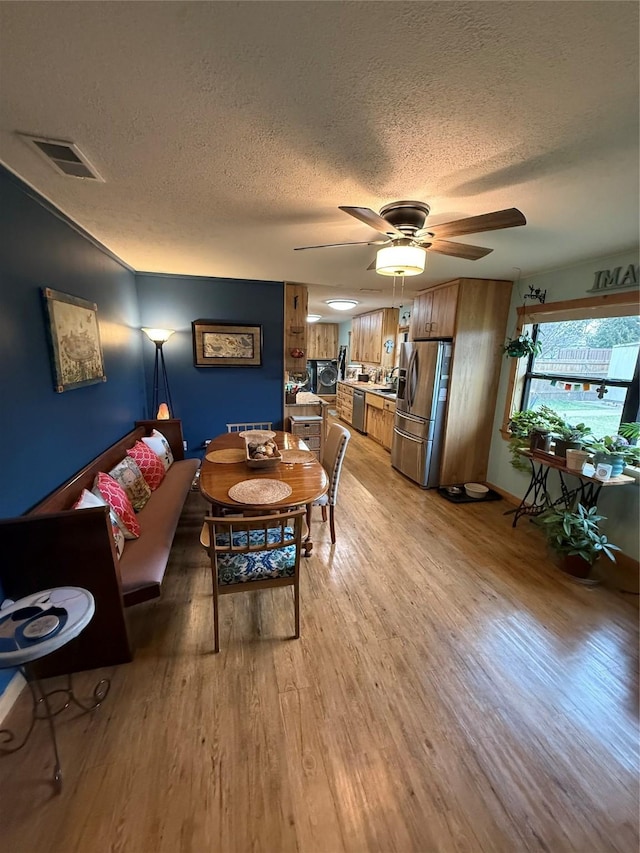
[[394, 427, 424, 444], [407, 350, 417, 409]]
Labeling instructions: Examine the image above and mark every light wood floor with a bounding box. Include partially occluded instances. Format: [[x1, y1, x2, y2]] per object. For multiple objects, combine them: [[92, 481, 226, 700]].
[[1, 425, 638, 852]]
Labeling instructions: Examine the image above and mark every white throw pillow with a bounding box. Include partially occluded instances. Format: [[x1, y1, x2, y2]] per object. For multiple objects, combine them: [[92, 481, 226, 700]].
[[73, 488, 125, 559], [141, 428, 174, 472]]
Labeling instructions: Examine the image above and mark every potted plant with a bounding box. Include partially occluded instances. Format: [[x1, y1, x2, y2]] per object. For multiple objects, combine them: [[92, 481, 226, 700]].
[[537, 405, 591, 458], [507, 409, 554, 471], [585, 427, 640, 477], [502, 332, 542, 359], [538, 502, 620, 580]]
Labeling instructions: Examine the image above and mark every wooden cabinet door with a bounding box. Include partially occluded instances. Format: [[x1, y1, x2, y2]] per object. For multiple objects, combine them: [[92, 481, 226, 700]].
[[368, 311, 383, 362], [351, 316, 363, 362], [410, 292, 433, 340], [430, 285, 458, 338], [284, 283, 308, 373], [308, 324, 339, 360]]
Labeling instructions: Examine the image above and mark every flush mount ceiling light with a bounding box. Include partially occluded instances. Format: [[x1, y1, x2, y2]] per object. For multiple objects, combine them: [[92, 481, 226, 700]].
[[375, 244, 426, 276], [307, 314, 322, 323], [325, 299, 359, 311]]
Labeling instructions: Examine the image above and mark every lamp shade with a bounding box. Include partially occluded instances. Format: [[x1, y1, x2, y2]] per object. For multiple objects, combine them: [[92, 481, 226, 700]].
[[375, 245, 426, 276], [156, 403, 170, 419], [142, 328, 175, 343]]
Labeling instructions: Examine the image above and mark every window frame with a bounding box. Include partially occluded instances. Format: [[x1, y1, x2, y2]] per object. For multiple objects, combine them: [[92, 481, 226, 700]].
[[500, 290, 640, 439]]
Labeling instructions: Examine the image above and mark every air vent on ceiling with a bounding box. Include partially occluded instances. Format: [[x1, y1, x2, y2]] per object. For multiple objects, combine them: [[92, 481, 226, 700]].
[[20, 134, 104, 181], [359, 288, 382, 293]]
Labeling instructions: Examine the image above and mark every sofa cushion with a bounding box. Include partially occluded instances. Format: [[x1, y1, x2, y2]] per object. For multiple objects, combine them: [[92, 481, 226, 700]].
[[73, 488, 125, 559], [127, 440, 166, 491], [141, 429, 174, 472], [109, 457, 152, 512], [118, 458, 200, 599], [94, 472, 140, 539]]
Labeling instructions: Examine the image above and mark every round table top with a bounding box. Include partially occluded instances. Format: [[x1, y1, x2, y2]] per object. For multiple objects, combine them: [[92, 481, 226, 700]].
[[199, 430, 328, 510], [0, 587, 95, 668]]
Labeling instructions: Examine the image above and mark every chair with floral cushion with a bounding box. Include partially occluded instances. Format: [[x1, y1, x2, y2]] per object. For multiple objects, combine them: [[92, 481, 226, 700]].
[[307, 423, 350, 544], [200, 507, 305, 653]]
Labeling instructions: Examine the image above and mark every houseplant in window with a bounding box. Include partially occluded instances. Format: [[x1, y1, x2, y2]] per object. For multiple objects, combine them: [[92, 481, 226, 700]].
[[537, 405, 591, 459], [507, 409, 554, 471], [538, 502, 620, 581], [502, 332, 542, 359], [585, 427, 640, 477]]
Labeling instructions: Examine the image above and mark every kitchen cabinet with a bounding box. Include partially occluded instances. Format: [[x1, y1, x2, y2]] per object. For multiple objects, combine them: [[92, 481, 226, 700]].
[[408, 277, 513, 485], [284, 283, 308, 375], [307, 323, 339, 360], [410, 283, 458, 339], [351, 308, 398, 368], [336, 381, 354, 425], [365, 393, 395, 451]]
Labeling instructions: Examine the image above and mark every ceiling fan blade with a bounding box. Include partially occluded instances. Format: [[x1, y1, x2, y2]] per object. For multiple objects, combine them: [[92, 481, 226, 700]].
[[427, 239, 493, 260], [339, 206, 406, 239], [426, 208, 526, 239], [294, 240, 387, 251], [366, 258, 377, 271]]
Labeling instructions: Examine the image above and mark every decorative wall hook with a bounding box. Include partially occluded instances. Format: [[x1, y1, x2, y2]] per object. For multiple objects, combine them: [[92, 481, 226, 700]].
[[523, 284, 547, 305]]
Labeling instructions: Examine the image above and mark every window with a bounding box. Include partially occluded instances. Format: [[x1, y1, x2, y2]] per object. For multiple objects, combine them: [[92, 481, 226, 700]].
[[521, 316, 640, 437], [501, 291, 640, 440]]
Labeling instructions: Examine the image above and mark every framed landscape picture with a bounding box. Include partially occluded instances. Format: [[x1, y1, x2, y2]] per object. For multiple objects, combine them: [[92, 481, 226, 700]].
[[192, 320, 262, 367], [42, 288, 106, 392]]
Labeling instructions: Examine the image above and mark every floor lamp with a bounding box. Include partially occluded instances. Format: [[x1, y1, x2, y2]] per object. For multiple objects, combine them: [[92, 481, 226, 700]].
[[141, 328, 175, 419]]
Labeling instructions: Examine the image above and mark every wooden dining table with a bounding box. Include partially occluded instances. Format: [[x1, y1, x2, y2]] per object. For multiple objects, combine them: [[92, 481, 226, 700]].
[[199, 431, 328, 555]]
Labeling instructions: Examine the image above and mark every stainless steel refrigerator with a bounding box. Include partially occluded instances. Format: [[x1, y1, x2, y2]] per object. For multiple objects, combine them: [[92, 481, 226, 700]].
[[391, 341, 452, 487]]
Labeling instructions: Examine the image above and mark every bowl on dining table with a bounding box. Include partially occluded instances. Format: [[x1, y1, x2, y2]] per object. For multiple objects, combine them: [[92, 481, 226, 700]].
[[245, 437, 282, 468]]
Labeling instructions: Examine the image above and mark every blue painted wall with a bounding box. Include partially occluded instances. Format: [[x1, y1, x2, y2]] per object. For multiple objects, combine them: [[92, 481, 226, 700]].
[[136, 273, 284, 453], [0, 168, 146, 517]]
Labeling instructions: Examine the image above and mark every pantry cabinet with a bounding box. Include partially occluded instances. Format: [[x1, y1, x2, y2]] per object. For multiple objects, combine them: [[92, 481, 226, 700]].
[[409, 278, 513, 484], [351, 308, 398, 368], [307, 323, 339, 360]]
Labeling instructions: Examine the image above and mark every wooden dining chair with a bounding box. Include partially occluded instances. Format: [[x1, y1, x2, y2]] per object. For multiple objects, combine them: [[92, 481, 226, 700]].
[[226, 422, 273, 433], [200, 507, 305, 652], [307, 423, 351, 544]]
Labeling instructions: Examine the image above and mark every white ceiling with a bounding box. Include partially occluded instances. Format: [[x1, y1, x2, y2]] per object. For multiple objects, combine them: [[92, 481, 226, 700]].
[[0, 2, 638, 321]]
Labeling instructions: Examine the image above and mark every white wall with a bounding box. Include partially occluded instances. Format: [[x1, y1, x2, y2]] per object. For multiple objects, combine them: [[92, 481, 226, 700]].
[[487, 248, 640, 557]]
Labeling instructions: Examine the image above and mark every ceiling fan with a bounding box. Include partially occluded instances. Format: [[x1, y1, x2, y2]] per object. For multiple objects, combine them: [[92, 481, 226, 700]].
[[294, 201, 526, 272]]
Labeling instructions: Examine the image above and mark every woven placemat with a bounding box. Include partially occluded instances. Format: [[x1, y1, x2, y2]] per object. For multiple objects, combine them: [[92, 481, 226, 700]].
[[206, 448, 246, 463], [280, 449, 317, 464], [228, 479, 293, 504]]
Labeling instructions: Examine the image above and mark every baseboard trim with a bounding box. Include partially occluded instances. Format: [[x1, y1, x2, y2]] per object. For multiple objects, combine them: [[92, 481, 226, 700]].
[[486, 482, 520, 506], [0, 671, 25, 725]]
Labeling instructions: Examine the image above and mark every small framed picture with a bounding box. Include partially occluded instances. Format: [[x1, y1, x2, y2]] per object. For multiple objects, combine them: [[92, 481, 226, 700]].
[[42, 288, 106, 392], [192, 320, 262, 367]]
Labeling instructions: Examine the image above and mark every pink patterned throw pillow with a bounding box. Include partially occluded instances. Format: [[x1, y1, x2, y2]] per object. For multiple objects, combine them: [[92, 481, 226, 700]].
[[94, 472, 140, 539], [127, 440, 166, 491]]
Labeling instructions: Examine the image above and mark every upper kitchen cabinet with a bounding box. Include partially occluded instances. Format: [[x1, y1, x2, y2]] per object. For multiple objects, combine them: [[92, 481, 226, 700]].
[[284, 283, 308, 375], [307, 323, 339, 360], [410, 283, 459, 339], [351, 307, 399, 368]]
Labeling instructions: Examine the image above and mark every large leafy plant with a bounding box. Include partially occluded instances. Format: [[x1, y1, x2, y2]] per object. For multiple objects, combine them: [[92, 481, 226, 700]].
[[537, 405, 591, 443], [585, 429, 640, 465], [538, 503, 620, 565], [507, 409, 554, 471]]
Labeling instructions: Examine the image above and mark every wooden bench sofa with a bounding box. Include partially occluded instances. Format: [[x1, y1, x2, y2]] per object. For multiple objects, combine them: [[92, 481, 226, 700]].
[[0, 419, 199, 678]]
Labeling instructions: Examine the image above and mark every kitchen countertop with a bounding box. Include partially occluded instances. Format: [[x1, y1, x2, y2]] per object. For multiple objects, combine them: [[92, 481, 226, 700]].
[[337, 380, 397, 400], [286, 392, 329, 406]]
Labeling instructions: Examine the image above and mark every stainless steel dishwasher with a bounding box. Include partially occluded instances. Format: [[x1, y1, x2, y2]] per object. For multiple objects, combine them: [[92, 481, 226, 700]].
[[352, 388, 366, 434]]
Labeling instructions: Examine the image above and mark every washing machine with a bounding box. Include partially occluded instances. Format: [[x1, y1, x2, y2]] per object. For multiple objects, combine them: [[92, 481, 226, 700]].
[[316, 359, 338, 395]]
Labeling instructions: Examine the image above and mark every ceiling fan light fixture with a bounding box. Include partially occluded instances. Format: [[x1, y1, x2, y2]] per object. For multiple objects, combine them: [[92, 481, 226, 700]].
[[307, 314, 322, 323], [325, 299, 359, 311], [375, 245, 426, 277]]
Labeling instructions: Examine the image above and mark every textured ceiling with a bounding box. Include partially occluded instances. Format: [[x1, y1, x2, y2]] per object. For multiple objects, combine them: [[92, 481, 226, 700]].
[[0, 1, 638, 319]]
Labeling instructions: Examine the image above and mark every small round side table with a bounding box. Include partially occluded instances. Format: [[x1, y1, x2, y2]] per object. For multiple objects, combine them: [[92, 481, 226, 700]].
[[0, 586, 110, 792]]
